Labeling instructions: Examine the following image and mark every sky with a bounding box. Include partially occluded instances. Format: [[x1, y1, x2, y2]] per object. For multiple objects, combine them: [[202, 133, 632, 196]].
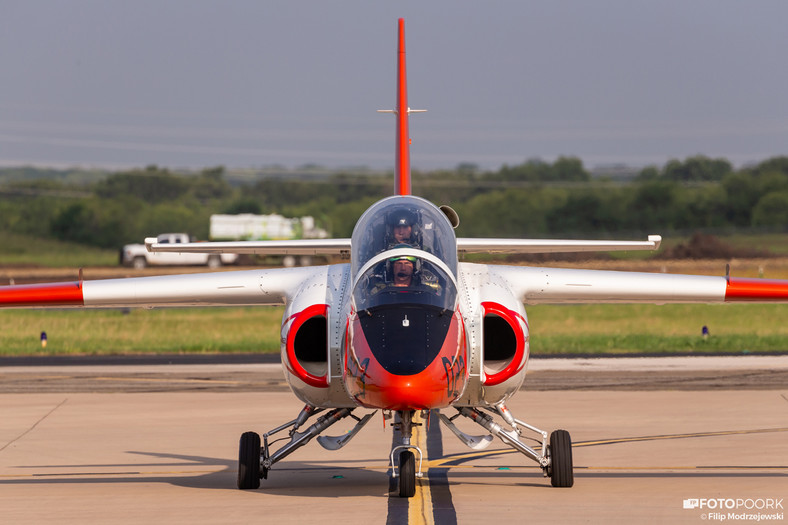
[[1, 1, 787, 173]]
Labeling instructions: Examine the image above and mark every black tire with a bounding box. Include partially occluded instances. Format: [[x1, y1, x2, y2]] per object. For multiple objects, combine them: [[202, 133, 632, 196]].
[[132, 256, 147, 269], [238, 431, 261, 490], [549, 429, 574, 488], [398, 450, 416, 498]]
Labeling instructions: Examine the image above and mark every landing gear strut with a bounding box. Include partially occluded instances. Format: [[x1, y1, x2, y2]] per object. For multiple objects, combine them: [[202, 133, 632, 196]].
[[439, 404, 573, 487], [237, 405, 375, 490]]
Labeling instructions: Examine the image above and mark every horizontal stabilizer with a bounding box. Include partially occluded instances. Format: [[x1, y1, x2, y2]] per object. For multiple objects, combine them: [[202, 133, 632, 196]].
[[457, 235, 661, 254], [147, 235, 661, 258], [147, 238, 352, 256]]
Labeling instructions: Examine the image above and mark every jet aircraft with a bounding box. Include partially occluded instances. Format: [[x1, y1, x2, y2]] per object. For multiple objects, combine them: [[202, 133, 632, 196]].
[[2, 19, 788, 498]]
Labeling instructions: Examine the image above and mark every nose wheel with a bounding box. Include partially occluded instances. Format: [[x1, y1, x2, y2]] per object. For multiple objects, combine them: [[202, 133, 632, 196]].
[[389, 410, 424, 498], [398, 450, 416, 498]]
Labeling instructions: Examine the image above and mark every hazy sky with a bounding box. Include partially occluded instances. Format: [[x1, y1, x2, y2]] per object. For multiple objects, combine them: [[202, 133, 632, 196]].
[[2, 1, 786, 172]]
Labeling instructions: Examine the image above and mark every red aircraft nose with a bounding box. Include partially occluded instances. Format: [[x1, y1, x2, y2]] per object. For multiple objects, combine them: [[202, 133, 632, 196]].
[[344, 305, 467, 410]]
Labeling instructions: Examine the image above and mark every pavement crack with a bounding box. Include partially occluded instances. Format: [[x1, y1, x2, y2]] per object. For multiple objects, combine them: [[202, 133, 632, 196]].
[[0, 397, 69, 453]]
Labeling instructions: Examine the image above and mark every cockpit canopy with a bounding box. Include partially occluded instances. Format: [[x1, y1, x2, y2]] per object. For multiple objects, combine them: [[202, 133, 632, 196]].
[[350, 196, 458, 313], [352, 250, 456, 312], [350, 196, 457, 277]]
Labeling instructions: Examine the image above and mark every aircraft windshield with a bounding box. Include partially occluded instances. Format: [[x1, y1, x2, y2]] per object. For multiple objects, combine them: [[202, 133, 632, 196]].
[[352, 254, 457, 312], [351, 196, 457, 277]]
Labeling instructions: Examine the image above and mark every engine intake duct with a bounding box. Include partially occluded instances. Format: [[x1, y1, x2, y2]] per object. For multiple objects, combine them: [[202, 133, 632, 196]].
[[481, 302, 526, 386]]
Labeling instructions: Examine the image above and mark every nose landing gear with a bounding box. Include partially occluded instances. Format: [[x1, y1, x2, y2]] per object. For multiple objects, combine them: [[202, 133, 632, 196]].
[[389, 410, 425, 498]]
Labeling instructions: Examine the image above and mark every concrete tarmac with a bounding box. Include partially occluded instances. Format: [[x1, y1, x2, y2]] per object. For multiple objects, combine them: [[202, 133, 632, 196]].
[[1, 358, 787, 524]]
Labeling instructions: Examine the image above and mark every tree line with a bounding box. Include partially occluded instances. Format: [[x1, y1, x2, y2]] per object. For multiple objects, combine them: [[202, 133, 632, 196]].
[[1, 155, 786, 249]]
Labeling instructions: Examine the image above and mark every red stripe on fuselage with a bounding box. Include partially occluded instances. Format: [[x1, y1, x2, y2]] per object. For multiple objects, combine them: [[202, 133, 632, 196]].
[[725, 277, 788, 301], [0, 281, 84, 307]]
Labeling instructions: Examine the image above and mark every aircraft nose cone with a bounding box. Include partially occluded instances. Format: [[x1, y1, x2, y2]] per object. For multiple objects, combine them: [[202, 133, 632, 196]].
[[345, 307, 467, 410], [367, 376, 452, 411]]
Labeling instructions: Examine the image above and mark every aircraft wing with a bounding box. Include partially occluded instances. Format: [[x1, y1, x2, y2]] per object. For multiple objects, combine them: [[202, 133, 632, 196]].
[[0, 266, 326, 308], [456, 235, 662, 254], [146, 238, 352, 256], [480, 264, 788, 304]]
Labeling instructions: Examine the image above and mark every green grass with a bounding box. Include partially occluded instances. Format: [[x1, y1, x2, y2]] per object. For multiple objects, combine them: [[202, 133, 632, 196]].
[[527, 303, 788, 354], [1, 303, 785, 356], [0, 307, 284, 355], [722, 232, 788, 256], [0, 232, 119, 267]]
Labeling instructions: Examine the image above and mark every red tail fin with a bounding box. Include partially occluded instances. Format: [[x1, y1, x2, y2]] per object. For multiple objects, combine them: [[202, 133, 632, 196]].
[[379, 19, 425, 196], [395, 18, 410, 195]]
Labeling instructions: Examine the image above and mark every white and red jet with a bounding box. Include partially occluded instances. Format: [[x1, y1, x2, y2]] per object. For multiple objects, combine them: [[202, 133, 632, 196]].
[[2, 19, 788, 498]]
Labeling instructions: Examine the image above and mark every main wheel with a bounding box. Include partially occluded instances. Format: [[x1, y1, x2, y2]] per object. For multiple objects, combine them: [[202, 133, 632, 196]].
[[132, 256, 147, 269], [398, 450, 416, 498], [548, 429, 574, 487], [237, 431, 261, 490]]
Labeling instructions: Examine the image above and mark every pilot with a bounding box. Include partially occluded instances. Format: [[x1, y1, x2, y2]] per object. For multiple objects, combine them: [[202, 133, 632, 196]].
[[391, 255, 416, 287], [387, 210, 418, 247]]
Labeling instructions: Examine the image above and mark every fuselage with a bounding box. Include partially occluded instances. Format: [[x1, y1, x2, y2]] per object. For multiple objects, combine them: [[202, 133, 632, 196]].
[[343, 196, 468, 410]]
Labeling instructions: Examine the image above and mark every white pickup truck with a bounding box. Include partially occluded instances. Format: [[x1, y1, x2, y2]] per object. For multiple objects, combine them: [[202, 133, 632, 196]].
[[120, 233, 238, 269]]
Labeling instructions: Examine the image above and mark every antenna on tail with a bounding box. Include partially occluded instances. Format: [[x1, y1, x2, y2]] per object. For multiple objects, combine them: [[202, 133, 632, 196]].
[[378, 18, 426, 196]]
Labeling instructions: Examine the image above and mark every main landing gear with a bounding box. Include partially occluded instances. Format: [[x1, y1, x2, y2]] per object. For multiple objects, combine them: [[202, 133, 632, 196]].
[[237, 405, 375, 490], [237, 403, 571, 494], [439, 404, 574, 488]]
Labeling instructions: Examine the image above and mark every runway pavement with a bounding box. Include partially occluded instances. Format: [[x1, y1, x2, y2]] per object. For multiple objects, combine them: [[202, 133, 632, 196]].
[[1, 357, 787, 524]]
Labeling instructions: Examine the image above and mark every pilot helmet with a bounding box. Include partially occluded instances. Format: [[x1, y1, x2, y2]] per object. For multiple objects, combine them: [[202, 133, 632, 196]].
[[387, 254, 420, 275], [387, 209, 419, 247], [388, 209, 417, 228]]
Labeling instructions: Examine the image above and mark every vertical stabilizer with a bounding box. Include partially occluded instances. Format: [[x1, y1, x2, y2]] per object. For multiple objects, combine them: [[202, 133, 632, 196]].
[[378, 19, 425, 196], [395, 18, 410, 195]]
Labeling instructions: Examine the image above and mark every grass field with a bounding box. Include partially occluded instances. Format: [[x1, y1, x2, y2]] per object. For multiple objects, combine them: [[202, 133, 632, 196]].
[[0, 232, 118, 267], [1, 303, 785, 356], [527, 303, 788, 354], [0, 308, 283, 356]]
